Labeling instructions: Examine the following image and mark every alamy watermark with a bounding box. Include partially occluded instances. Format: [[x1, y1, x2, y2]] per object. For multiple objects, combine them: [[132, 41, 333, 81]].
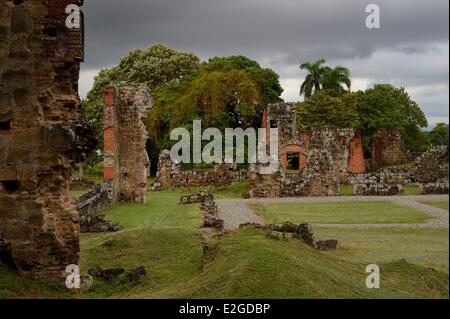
[[366, 4, 381, 29], [65, 264, 81, 289], [365, 264, 381, 289], [65, 4, 81, 29], [170, 120, 280, 175]]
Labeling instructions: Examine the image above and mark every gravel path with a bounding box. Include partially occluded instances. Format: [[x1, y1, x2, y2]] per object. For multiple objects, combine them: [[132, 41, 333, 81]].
[[216, 200, 265, 232], [216, 195, 449, 231]]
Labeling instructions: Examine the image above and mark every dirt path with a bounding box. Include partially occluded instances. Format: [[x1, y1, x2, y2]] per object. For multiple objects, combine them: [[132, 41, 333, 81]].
[[216, 195, 449, 231]]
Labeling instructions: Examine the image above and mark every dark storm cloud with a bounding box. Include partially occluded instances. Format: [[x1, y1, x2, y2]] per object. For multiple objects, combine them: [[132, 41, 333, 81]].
[[82, 0, 448, 68], [79, 0, 449, 123]]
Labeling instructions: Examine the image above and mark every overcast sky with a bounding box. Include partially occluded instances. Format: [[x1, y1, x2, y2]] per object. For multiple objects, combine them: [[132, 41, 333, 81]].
[[79, 0, 449, 127]]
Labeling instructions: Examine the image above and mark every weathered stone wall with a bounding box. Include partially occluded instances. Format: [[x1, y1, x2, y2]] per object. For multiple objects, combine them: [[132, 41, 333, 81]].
[[351, 174, 404, 196], [77, 182, 114, 218], [413, 146, 449, 183], [372, 129, 405, 170], [348, 146, 449, 195], [103, 83, 152, 203], [263, 103, 298, 147], [251, 130, 360, 197], [263, 103, 366, 178], [153, 150, 249, 190], [0, 0, 96, 283], [76, 182, 123, 233], [249, 172, 282, 198]]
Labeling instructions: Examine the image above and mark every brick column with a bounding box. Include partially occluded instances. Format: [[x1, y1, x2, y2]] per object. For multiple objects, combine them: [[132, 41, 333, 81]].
[[103, 85, 118, 181], [348, 131, 367, 173]]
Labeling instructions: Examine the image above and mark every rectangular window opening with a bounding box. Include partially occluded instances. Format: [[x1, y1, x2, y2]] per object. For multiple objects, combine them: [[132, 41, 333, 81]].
[[286, 153, 300, 171]]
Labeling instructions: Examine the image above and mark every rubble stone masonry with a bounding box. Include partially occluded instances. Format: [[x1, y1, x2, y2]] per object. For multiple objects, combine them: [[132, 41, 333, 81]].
[[153, 150, 249, 190], [0, 0, 96, 283]]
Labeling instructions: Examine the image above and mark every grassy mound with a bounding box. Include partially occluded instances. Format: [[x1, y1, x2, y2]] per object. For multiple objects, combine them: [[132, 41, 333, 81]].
[[0, 184, 448, 299]]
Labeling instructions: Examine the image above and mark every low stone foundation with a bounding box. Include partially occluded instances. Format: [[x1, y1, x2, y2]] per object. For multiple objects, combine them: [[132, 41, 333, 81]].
[[419, 179, 449, 195], [153, 150, 248, 190], [180, 192, 224, 235], [347, 146, 449, 196], [76, 183, 122, 233], [353, 182, 403, 196], [266, 222, 338, 251]]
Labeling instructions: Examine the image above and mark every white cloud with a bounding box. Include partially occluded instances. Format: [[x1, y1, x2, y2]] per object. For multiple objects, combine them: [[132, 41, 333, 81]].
[[79, 69, 100, 99]]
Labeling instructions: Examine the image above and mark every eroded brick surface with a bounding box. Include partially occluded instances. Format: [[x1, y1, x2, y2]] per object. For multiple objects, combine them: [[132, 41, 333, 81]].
[[103, 83, 152, 203], [0, 0, 96, 283]]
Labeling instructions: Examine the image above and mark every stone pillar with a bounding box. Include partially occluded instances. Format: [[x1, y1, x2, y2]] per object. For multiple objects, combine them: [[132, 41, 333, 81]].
[[102, 83, 152, 204], [0, 0, 96, 283]]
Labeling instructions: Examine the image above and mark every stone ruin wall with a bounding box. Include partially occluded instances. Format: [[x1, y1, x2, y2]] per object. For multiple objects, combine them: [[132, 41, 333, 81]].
[[250, 103, 367, 198], [103, 83, 152, 204], [152, 150, 249, 191], [371, 129, 405, 170], [250, 129, 364, 197], [0, 0, 96, 283], [348, 146, 449, 195]]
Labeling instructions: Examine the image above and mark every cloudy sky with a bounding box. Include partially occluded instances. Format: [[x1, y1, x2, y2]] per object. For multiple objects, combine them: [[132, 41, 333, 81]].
[[79, 0, 449, 127]]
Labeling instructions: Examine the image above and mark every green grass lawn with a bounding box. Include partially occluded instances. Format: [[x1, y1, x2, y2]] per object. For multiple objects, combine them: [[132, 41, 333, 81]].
[[421, 200, 449, 211], [315, 227, 449, 272], [251, 201, 430, 225], [1, 183, 448, 299], [339, 185, 354, 196], [403, 186, 422, 196]]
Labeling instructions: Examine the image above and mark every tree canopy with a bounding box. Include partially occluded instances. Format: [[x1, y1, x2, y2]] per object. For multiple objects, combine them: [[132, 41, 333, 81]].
[[428, 123, 449, 146], [296, 90, 359, 131], [356, 84, 428, 154], [83, 44, 200, 137], [300, 59, 351, 98], [147, 55, 284, 153]]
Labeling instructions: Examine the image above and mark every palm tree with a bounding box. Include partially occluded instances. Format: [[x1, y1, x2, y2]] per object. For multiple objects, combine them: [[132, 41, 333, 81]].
[[299, 59, 327, 98], [321, 66, 351, 97]]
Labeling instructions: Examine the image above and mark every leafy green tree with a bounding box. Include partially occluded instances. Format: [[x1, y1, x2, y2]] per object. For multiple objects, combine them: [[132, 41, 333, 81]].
[[83, 44, 200, 139], [321, 66, 351, 96], [299, 59, 351, 97], [295, 90, 360, 131], [429, 123, 449, 146], [356, 84, 428, 154], [299, 59, 327, 98], [146, 55, 283, 166]]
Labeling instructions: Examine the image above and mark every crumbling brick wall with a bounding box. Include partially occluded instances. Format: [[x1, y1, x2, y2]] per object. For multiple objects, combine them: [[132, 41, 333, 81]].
[[0, 0, 96, 283], [103, 83, 152, 203], [372, 129, 405, 170]]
